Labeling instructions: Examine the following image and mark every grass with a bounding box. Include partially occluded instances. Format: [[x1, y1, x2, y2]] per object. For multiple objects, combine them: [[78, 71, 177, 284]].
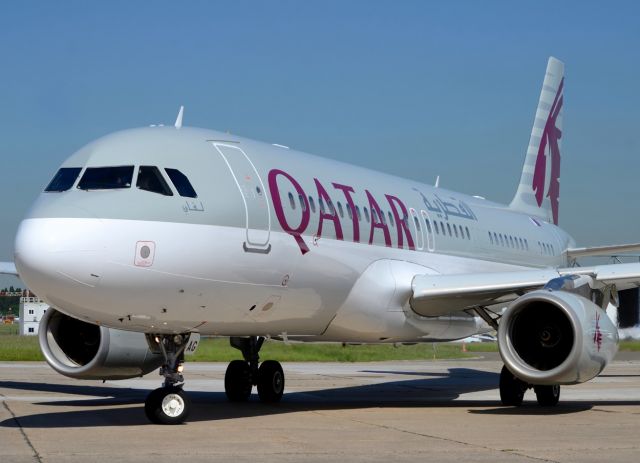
[[1, 324, 639, 362], [0, 327, 43, 361], [190, 338, 475, 362]]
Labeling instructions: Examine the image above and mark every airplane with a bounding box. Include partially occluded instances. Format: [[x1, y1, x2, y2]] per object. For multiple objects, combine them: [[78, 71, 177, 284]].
[[2, 56, 640, 425]]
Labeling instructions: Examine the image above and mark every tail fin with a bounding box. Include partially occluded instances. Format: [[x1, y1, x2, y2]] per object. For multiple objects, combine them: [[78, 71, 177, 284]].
[[510, 56, 564, 225]]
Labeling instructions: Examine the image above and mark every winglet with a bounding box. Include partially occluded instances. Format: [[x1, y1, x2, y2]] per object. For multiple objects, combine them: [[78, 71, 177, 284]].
[[174, 105, 184, 129], [0, 262, 18, 276]]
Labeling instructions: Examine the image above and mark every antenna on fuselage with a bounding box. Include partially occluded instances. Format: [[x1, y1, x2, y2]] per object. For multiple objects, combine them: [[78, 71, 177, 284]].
[[435, 175, 440, 188], [174, 105, 184, 129]]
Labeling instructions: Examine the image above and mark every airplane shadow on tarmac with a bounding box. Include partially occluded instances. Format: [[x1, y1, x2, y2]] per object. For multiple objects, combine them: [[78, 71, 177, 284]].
[[0, 366, 634, 428]]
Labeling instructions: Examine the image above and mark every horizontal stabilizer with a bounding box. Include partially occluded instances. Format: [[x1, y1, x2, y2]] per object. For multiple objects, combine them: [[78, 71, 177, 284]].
[[410, 263, 640, 317], [567, 243, 640, 259], [0, 262, 18, 276]]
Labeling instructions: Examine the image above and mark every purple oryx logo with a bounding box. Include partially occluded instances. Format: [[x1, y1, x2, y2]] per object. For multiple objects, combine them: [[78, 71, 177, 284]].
[[532, 77, 564, 225]]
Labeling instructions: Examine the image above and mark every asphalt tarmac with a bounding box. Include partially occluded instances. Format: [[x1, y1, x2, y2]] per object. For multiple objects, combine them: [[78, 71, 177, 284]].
[[1, 354, 639, 462]]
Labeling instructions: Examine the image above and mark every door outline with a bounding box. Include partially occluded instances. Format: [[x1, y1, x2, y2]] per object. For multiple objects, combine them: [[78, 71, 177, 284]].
[[409, 208, 424, 251], [421, 210, 435, 252], [213, 143, 271, 252]]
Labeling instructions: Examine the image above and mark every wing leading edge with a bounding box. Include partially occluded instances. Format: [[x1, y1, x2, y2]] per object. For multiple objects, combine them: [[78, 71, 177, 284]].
[[410, 262, 640, 317]]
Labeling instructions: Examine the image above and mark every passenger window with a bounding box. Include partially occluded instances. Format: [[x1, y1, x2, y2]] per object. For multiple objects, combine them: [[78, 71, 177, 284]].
[[337, 202, 344, 218], [453, 224, 458, 238], [288, 192, 296, 210], [45, 167, 82, 192], [299, 194, 307, 212], [165, 168, 197, 198], [389, 212, 395, 227], [489, 231, 493, 244], [78, 166, 134, 190], [447, 223, 452, 236], [136, 166, 173, 196], [466, 227, 470, 240], [424, 218, 431, 234], [328, 200, 335, 215], [319, 198, 325, 213], [414, 216, 420, 231], [308, 196, 316, 213], [364, 207, 370, 223], [346, 203, 353, 220], [355, 206, 362, 221]]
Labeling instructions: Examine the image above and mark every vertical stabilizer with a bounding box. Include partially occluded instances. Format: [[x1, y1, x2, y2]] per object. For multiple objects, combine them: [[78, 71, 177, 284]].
[[509, 57, 564, 225]]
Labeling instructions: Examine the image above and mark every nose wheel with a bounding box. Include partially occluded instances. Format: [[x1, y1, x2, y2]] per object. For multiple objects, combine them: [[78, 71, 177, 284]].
[[145, 385, 191, 424], [224, 337, 285, 403]]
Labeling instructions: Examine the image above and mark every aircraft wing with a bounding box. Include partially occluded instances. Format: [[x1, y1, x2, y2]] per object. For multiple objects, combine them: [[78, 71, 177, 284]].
[[410, 262, 640, 317], [567, 242, 640, 259], [0, 262, 18, 276]]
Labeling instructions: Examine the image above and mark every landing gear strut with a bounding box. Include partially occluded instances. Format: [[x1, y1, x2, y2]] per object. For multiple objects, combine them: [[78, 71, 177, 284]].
[[499, 366, 561, 407], [224, 336, 285, 403], [145, 334, 192, 424]]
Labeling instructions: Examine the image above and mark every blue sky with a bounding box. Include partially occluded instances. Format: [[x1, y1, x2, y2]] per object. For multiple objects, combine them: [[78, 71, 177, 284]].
[[1, 1, 639, 288]]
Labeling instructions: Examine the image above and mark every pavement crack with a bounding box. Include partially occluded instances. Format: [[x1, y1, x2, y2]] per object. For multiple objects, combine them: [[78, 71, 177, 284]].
[[2, 401, 43, 463], [316, 411, 560, 463]]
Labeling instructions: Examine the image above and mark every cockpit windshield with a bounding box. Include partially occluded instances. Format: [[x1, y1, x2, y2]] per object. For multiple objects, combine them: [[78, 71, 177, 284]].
[[137, 166, 173, 196], [77, 166, 134, 190], [165, 168, 198, 198], [44, 167, 82, 192]]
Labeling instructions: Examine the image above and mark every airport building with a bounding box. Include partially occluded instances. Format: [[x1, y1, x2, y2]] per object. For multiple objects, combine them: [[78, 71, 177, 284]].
[[18, 292, 48, 335]]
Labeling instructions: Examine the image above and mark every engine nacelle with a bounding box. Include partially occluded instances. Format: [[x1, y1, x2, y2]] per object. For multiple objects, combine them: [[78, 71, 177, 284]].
[[498, 289, 618, 385], [39, 308, 164, 380]]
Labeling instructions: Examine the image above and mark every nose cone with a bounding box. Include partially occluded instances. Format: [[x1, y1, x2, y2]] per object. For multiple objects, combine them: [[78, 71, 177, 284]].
[[15, 217, 107, 299]]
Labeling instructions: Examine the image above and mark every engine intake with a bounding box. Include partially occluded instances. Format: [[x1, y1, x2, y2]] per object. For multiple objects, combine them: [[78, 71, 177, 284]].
[[39, 308, 164, 380], [498, 289, 618, 385]]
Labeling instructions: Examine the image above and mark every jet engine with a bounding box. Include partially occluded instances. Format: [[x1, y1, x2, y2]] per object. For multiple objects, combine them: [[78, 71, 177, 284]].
[[39, 308, 164, 380], [498, 289, 618, 385]]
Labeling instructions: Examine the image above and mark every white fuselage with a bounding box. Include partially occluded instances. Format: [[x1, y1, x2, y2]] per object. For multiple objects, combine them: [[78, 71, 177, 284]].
[[14, 127, 574, 343]]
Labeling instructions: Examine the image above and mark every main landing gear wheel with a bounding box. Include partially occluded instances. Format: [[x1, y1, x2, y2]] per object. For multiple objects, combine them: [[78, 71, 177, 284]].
[[257, 360, 285, 403], [225, 360, 253, 402], [225, 336, 286, 404], [499, 366, 528, 406], [534, 384, 560, 406], [145, 386, 191, 425]]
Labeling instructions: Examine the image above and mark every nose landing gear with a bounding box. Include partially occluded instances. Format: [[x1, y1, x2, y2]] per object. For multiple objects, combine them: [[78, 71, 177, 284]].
[[224, 336, 285, 403], [144, 334, 192, 424]]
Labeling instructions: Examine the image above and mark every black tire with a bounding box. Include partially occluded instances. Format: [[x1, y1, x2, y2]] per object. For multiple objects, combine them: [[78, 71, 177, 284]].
[[225, 360, 252, 402], [534, 384, 560, 406], [144, 386, 191, 425], [499, 366, 527, 406], [257, 360, 285, 403]]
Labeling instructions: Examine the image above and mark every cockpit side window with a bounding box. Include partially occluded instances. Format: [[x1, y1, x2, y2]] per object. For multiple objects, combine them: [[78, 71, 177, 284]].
[[136, 166, 173, 196], [77, 166, 134, 190], [44, 167, 82, 192], [165, 168, 197, 198]]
